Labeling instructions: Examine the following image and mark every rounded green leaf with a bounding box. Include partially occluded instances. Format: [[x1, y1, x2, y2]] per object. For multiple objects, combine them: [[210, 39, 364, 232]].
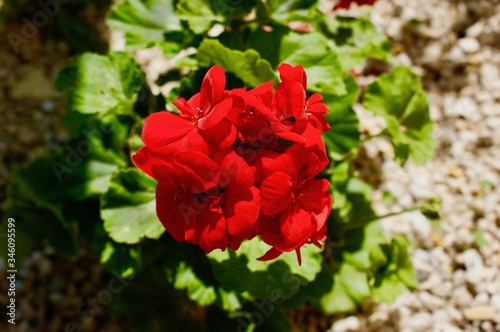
[[362, 66, 435, 165], [208, 237, 323, 300], [101, 168, 165, 244]]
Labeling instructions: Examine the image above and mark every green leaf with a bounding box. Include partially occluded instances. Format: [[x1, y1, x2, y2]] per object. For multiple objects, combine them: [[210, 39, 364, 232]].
[[318, 220, 388, 314], [282, 261, 334, 308], [197, 39, 277, 87], [319, 263, 370, 314], [108, 0, 181, 50], [255, 308, 292, 332], [322, 16, 391, 71], [56, 52, 143, 120], [330, 160, 350, 210], [101, 168, 165, 244], [323, 75, 360, 160], [4, 156, 78, 258], [368, 236, 417, 303], [108, 266, 203, 332], [331, 177, 376, 227], [362, 66, 435, 165], [99, 240, 142, 277], [172, 261, 218, 306], [264, 0, 318, 24], [208, 237, 322, 300], [250, 28, 345, 95], [420, 198, 442, 221], [176, 0, 222, 34]]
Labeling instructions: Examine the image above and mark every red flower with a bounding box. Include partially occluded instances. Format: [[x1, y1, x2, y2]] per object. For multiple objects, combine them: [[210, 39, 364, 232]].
[[134, 146, 260, 252], [333, 0, 377, 11], [141, 66, 238, 154], [256, 145, 331, 263], [134, 64, 333, 264]]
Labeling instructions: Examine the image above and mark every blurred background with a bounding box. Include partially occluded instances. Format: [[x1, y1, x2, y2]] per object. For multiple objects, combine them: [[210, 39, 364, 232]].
[[0, 0, 499, 331]]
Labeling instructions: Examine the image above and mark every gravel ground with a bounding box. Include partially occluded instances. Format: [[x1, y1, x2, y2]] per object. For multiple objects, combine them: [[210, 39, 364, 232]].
[[328, 0, 500, 331], [1, 0, 500, 331]]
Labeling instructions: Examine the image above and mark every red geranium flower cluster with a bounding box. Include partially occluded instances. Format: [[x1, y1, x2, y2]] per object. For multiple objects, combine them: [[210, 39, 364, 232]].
[[134, 64, 332, 263], [333, 0, 377, 10]]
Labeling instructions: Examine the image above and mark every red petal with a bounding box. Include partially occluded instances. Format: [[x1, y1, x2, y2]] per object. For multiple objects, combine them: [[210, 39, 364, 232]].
[[202, 119, 237, 151], [142, 112, 193, 147], [181, 129, 210, 154], [260, 172, 294, 215], [257, 247, 284, 261], [277, 63, 307, 88], [172, 97, 196, 117], [199, 98, 233, 130], [220, 152, 255, 189], [173, 151, 220, 192], [200, 65, 226, 110], [297, 178, 331, 213], [290, 82, 307, 122], [248, 81, 275, 106], [133, 145, 180, 179], [262, 207, 316, 252], [195, 209, 228, 252], [224, 186, 260, 237], [156, 180, 192, 242], [295, 249, 302, 266]]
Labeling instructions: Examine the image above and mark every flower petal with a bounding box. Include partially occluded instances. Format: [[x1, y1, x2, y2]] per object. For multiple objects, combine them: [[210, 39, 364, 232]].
[[199, 98, 233, 130], [156, 179, 192, 242], [133, 145, 180, 179], [142, 111, 193, 147], [260, 172, 294, 215], [195, 209, 227, 252], [173, 151, 220, 192], [200, 65, 226, 110]]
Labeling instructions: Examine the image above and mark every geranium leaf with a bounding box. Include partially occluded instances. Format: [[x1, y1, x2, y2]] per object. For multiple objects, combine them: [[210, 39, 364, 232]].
[[323, 75, 360, 160], [208, 237, 322, 300], [101, 168, 165, 244], [176, 0, 222, 34], [319, 263, 370, 314], [56, 52, 143, 120], [250, 28, 346, 95], [108, 0, 181, 50], [368, 236, 418, 303], [362, 66, 435, 165], [197, 39, 277, 87], [172, 261, 218, 306], [321, 16, 392, 71], [264, 0, 319, 24]]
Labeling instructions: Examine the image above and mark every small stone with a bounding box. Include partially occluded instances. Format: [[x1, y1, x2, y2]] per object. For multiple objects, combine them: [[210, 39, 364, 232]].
[[330, 316, 361, 332], [447, 46, 466, 64], [472, 293, 490, 306], [462, 249, 486, 285], [450, 97, 478, 118], [410, 212, 433, 247], [491, 294, 500, 311], [9, 68, 54, 100], [481, 321, 494, 332], [407, 312, 432, 332], [446, 305, 464, 323], [436, 323, 463, 332], [467, 21, 485, 38], [451, 287, 473, 308], [368, 311, 389, 327], [431, 281, 453, 298], [420, 42, 443, 67], [458, 38, 481, 53], [419, 291, 446, 311], [41, 100, 55, 112], [463, 306, 496, 320]]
